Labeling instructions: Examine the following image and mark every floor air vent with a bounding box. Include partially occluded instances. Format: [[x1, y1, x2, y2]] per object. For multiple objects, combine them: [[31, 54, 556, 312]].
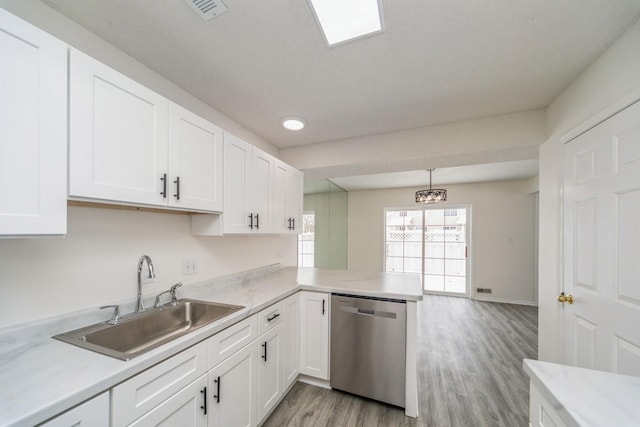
[[184, 0, 228, 21], [477, 288, 492, 294]]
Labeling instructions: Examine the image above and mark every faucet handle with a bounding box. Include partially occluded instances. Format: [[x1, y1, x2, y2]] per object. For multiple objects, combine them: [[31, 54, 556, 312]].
[[100, 305, 122, 325], [169, 282, 182, 305]]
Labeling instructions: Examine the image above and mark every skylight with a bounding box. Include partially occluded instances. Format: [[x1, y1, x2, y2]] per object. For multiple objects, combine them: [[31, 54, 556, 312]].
[[308, 0, 384, 46]]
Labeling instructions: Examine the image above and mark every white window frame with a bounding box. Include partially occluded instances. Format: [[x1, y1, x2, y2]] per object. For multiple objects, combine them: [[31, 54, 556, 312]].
[[383, 205, 472, 297]]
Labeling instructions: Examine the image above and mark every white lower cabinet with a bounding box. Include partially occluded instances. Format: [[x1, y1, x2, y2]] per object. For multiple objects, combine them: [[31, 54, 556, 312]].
[[299, 291, 330, 380], [257, 324, 283, 421], [129, 374, 208, 427], [529, 382, 565, 427], [208, 343, 258, 427], [111, 342, 208, 426], [41, 392, 109, 427], [282, 293, 300, 390]]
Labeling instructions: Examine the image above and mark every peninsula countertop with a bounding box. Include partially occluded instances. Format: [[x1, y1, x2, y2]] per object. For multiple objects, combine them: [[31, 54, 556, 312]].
[[523, 359, 640, 426], [0, 266, 422, 427]]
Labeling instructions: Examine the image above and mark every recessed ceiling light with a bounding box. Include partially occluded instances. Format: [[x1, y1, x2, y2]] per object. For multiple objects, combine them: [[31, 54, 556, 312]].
[[308, 0, 384, 46], [281, 117, 306, 131]]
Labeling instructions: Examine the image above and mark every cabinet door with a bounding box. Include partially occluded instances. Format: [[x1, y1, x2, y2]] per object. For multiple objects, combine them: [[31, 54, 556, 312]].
[[69, 49, 169, 206], [283, 293, 300, 390], [0, 9, 67, 236], [208, 343, 258, 427], [299, 292, 329, 380], [112, 342, 208, 426], [257, 324, 283, 422], [249, 147, 274, 233], [222, 133, 252, 233], [42, 392, 109, 427], [272, 160, 289, 233], [286, 166, 303, 234], [129, 374, 207, 427], [168, 103, 223, 212]]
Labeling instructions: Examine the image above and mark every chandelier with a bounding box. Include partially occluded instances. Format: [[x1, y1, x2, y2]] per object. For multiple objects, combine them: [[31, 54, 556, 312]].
[[415, 169, 447, 204]]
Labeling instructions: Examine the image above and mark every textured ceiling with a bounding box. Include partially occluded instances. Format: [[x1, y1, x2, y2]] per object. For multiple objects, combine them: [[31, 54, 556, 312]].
[[44, 0, 640, 149]]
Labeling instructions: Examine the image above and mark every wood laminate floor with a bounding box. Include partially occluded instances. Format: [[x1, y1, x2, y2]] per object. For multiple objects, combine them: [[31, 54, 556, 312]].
[[262, 295, 538, 427]]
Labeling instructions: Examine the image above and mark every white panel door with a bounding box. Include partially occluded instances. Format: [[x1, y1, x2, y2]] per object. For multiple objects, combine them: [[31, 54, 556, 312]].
[[249, 147, 274, 233], [563, 100, 640, 375], [208, 343, 258, 427], [0, 9, 67, 236], [69, 49, 168, 206], [168, 103, 223, 212], [299, 291, 329, 380], [222, 133, 252, 233], [282, 293, 300, 390], [257, 324, 283, 422]]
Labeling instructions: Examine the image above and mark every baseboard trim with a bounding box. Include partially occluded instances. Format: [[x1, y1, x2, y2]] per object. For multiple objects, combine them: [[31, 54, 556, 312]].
[[472, 295, 538, 307], [297, 374, 331, 389]]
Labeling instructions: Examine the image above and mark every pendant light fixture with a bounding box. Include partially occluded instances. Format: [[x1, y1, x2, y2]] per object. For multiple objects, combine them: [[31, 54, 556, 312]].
[[415, 169, 447, 204]]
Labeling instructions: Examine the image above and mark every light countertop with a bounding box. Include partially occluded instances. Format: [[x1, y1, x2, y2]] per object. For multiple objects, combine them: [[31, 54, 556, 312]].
[[0, 266, 422, 427], [523, 359, 640, 426]]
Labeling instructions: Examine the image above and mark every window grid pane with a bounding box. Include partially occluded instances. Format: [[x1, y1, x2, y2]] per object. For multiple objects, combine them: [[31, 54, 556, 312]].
[[385, 207, 468, 295], [298, 213, 315, 267]]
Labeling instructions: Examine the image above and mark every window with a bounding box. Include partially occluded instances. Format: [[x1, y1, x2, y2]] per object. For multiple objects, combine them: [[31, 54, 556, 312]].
[[385, 207, 469, 295], [298, 212, 315, 267]]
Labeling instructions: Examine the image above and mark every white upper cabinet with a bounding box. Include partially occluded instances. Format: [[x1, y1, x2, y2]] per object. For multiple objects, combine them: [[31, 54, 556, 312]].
[[273, 160, 303, 234], [69, 49, 223, 213], [168, 103, 223, 212], [221, 133, 252, 233], [249, 147, 275, 233], [216, 132, 284, 234], [0, 9, 67, 236], [69, 48, 169, 207]]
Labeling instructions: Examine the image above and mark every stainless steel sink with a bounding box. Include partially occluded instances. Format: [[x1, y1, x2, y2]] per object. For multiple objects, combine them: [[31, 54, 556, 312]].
[[54, 299, 244, 360]]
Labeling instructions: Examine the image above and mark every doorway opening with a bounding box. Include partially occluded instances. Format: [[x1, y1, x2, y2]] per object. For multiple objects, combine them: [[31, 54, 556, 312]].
[[384, 206, 470, 296]]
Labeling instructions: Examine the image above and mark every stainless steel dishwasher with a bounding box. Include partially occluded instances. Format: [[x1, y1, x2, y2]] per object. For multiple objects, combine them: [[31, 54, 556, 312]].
[[330, 293, 406, 407]]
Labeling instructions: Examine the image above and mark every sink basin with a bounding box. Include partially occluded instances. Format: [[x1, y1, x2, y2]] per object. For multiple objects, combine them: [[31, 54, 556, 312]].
[[54, 299, 244, 360]]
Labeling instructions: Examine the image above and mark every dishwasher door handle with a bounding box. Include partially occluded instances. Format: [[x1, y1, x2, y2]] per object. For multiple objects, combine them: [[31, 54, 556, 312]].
[[339, 306, 397, 319]]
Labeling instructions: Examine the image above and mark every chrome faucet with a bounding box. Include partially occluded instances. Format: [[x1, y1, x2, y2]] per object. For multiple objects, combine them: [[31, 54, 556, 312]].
[[137, 255, 156, 312], [154, 282, 182, 309]]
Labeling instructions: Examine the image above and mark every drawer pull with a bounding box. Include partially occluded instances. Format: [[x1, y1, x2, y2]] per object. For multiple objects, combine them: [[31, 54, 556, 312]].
[[200, 386, 207, 414], [213, 376, 220, 403], [267, 313, 280, 322]]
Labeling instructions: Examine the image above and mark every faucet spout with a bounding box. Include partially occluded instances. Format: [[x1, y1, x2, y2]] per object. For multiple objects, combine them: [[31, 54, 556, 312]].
[[137, 255, 156, 313]]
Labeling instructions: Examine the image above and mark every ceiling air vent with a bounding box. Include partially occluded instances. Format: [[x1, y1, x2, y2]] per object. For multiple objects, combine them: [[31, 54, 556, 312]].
[[183, 0, 228, 21]]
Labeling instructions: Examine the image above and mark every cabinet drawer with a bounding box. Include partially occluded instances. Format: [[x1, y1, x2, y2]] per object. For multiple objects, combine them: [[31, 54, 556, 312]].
[[42, 392, 109, 427], [208, 315, 257, 369], [111, 342, 207, 427], [257, 301, 284, 336]]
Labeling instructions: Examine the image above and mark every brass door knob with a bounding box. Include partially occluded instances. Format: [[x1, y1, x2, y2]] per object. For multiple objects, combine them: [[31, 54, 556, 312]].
[[557, 292, 574, 304]]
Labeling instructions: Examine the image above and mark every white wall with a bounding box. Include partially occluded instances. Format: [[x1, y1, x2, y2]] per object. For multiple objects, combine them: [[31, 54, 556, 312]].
[[0, 207, 297, 328], [538, 18, 640, 362], [0, 2, 297, 328], [347, 180, 536, 305]]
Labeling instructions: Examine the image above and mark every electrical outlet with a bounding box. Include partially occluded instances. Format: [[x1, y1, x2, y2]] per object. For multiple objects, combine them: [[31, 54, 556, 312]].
[[182, 258, 198, 275]]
